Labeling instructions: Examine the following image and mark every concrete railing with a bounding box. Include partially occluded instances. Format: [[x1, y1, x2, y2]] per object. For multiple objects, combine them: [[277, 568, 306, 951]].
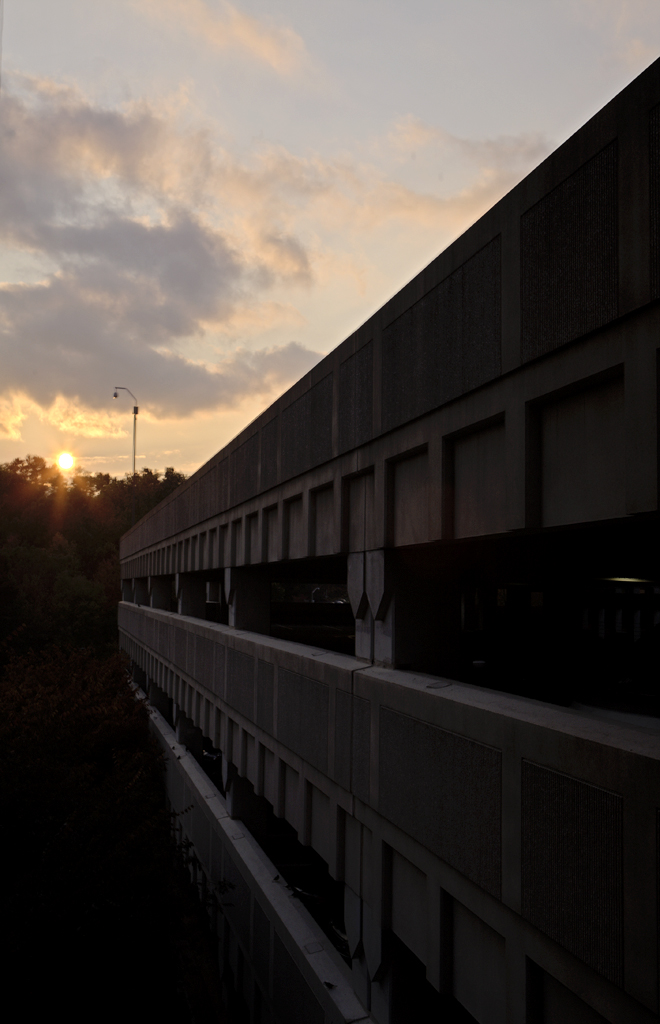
[[120, 602, 660, 1024]]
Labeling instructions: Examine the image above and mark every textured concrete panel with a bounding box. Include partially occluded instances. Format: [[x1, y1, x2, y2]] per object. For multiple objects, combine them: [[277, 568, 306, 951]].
[[347, 473, 373, 553], [212, 642, 226, 699], [382, 238, 501, 432], [541, 376, 625, 526], [158, 620, 171, 661], [277, 668, 329, 773], [281, 374, 333, 481], [195, 635, 215, 689], [256, 659, 274, 734], [454, 421, 506, 538], [542, 971, 609, 1024], [334, 688, 352, 792], [339, 342, 373, 453], [285, 496, 306, 560], [333, 690, 370, 800], [312, 484, 334, 557], [230, 433, 259, 507], [351, 694, 371, 804], [651, 104, 660, 299], [379, 708, 502, 896], [265, 505, 279, 563], [393, 450, 429, 547], [521, 143, 618, 361], [174, 626, 187, 673], [246, 513, 259, 564], [391, 849, 427, 964], [226, 648, 256, 720], [453, 901, 506, 1024], [310, 373, 334, 469], [310, 785, 331, 865], [521, 761, 623, 984], [260, 416, 279, 492]]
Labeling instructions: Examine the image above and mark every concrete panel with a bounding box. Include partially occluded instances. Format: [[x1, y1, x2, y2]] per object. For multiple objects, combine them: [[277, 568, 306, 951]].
[[334, 688, 352, 791], [541, 971, 609, 1024], [260, 416, 279, 492], [285, 496, 306, 560], [174, 626, 187, 673], [351, 695, 371, 804], [226, 648, 256, 720], [246, 732, 257, 788], [381, 238, 501, 432], [231, 519, 243, 565], [310, 785, 331, 865], [521, 143, 618, 361], [453, 901, 506, 1024], [246, 513, 259, 564], [541, 376, 625, 526], [284, 763, 301, 834], [263, 747, 277, 808], [339, 342, 373, 454], [391, 849, 427, 965], [312, 484, 335, 556], [454, 421, 506, 538], [277, 668, 329, 774], [212, 642, 226, 699], [256, 659, 274, 734], [379, 708, 501, 897], [281, 374, 333, 481], [521, 761, 623, 984], [335, 690, 370, 799], [230, 432, 259, 507], [265, 505, 279, 563], [392, 450, 429, 547], [195, 635, 215, 689], [347, 472, 374, 553]]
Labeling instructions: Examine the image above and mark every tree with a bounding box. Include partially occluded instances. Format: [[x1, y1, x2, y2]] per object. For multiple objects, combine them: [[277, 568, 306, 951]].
[[0, 458, 186, 652]]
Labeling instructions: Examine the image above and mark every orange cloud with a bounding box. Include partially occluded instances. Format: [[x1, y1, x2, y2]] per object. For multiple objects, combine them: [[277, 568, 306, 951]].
[[134, 0, 309, 76]]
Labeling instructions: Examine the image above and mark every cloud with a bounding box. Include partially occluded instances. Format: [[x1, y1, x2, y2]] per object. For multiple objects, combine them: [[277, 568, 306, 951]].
[[0, 77, 549, 443], [134, 0, 309, 76], [573, 0, 660, 71]]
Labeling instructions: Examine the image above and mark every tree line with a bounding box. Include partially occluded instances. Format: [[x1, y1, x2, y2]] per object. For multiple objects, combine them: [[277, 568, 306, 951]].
[[0, 456, 233, 1021], [0, 456, 185, 651]]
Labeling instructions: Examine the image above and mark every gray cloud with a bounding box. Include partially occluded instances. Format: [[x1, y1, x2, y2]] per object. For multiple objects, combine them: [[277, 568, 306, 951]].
[[0, 80, 319, 420]]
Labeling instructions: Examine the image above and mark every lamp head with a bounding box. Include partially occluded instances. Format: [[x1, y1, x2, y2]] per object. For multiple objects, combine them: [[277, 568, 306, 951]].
[[113, 390, 118, 399]]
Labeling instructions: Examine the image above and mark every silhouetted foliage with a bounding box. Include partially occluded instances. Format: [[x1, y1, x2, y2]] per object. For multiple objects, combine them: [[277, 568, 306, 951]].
[[0, 459, 231, 1020], [0, 645, 227, 1021], [0, 456, 185, 651]]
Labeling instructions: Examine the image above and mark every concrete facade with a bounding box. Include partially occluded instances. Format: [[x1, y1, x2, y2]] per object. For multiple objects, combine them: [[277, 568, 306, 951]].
[[119, 60, 660, 1023]]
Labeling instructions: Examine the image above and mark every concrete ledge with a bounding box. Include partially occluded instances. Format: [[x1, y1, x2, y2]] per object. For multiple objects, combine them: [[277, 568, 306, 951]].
[[145, 695, 372, 1024]]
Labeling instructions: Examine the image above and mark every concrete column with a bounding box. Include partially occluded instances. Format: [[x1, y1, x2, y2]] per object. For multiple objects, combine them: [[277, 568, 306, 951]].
[[366, 550, 394, 667], [224, 567, 270, 633], [176, 572, 206, 618], [348, 552, 373, 660]]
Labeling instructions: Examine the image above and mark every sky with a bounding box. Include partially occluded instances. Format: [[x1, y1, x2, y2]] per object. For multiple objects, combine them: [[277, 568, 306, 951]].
[[1, 1, 659, 478]]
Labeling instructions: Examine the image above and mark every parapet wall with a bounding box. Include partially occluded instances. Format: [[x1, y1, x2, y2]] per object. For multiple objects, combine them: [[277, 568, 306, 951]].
[[120, 604, 660, 1023]]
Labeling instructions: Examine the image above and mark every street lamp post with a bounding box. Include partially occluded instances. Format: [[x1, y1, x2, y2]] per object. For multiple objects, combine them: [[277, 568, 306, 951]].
[[113, 387, 139, 525]]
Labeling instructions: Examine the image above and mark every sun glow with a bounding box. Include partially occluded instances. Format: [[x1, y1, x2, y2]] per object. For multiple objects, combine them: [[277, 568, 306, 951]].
[[58, 452, 75, 470]]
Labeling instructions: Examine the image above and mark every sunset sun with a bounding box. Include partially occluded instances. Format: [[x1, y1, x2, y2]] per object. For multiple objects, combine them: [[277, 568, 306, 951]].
[[58, 452, 74, 471]]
